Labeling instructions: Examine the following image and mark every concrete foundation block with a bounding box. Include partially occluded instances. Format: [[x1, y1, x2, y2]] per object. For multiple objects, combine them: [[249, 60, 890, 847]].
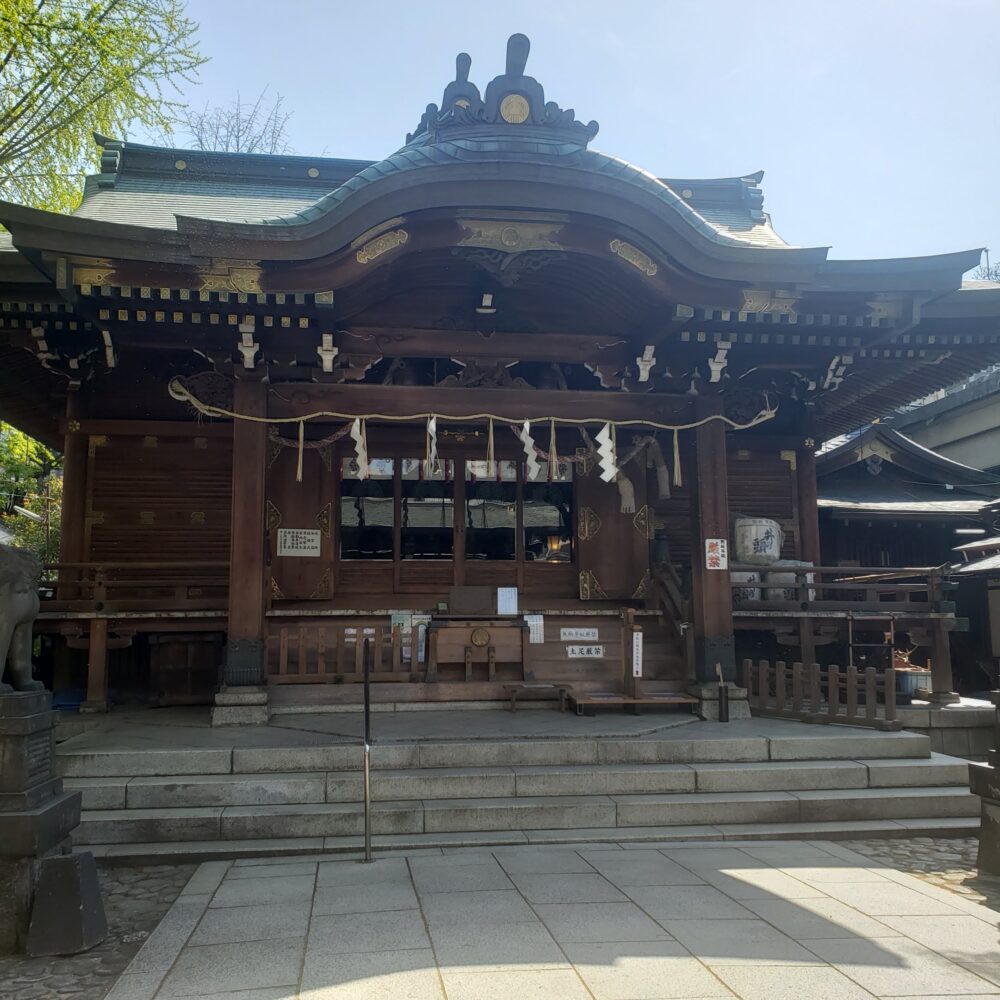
[[513, 763, 696, 797], [327, 767, 516, 803], [126, 773, 327, 809], [58, 749, 233, 778], [862, 754, 971, 788], [423, 795, 616, 833], [64, 777, 128, 811], [691, 760, 867, 793], [687, 682, 752, 722], [211, 687, 269, 728], [768, 731, 930, 761], [418, 740, 597, 769], [219, 801, 423, 839], [793, 786, 979, 822], [232, 744, 419, 774], [75, 807, 223, 845], [26, 852, 107, 956], [613, 790, 799, 828], [0, 857, 33, 953]]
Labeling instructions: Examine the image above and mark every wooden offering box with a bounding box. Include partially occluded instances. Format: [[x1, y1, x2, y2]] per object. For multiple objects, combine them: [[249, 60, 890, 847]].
[[427, 618, 527, 682]]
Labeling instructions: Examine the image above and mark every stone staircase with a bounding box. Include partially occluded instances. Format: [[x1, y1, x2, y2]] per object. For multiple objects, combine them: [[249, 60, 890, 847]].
[[59, 724, 979, 862]]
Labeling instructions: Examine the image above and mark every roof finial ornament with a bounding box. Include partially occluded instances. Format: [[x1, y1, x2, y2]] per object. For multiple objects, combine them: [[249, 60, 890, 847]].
[[506, 32, 530, 76], [441, 51, 483, 114]]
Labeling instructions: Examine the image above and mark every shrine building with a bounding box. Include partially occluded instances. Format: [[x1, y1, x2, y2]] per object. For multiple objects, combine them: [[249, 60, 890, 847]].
[[3, 33, 1000, 718]]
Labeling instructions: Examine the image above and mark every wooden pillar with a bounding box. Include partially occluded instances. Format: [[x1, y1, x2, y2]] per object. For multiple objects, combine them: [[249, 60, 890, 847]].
[[81, 618, 108, 712], [224, 381, 268, 686], [796, 442, 821, 565], [689, 400, 735, 682], [57, 390, 88, 601]]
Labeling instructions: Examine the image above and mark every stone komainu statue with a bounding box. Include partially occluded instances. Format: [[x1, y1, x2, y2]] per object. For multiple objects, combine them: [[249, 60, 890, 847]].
[[0, 544, 44, 692]]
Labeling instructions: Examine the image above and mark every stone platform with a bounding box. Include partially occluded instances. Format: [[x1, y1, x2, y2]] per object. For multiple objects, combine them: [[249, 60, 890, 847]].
[[53, 708, 980, 862]]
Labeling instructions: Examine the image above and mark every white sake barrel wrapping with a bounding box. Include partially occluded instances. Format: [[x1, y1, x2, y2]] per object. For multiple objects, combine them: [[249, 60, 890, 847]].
[[765, 559, 815, 602], [731, 570, 761, 605], [733, 517, 783, 566]]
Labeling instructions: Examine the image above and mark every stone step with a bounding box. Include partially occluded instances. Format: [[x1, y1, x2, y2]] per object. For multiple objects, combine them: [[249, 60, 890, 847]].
[[57, 728, 932, 778], [64, 753, 968, 810], [80, 815, 982, 864], [72, 784, 979, 845]]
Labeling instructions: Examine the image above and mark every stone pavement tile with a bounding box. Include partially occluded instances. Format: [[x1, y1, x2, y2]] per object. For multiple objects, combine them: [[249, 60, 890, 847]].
[[127, 900, 206, 973], [564, 940, 734, 999], [534, 901, 672, 944], [494, 848, 596, 874], [440, 968, 592, 1000], [226, 861, 317, 879], [816, 880, 965, 916], [660, 918, 821, 966], [313, 879, 419, 915], [624, 885, 756, 920], [713, 965, 875, 1000], [429, 920, 569, 972], [104, 972, 165, 1000], [659, 847, 769, 870], [189, 900, 312, 945], [180, 861, 231, 896], [158, 937, 305, 997], [307, 910, 430, 955], [317, 857, 410, 886], [805, 936, 999, 997], [166, 991, 296, 1000], [580, 849, 706, 886], [699, 867, 826, 900], [420, 849, 497, 863], [299, 947, 444, 999], [780, 864, 892, 885], [510, 872, 628, 904], [235, 853, 332, 866], [740, 844, 840, 865], [410, 859, 514, 893], [964, 964, 1000, 987], [419, 889, 537, 926], [879, 914, 1000, 964], [741, 897, 902, 940], [210, 873, 316, 908]]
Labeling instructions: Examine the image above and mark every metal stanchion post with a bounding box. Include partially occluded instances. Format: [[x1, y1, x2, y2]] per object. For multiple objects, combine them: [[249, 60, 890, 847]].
[[362, 637, 373, 863]]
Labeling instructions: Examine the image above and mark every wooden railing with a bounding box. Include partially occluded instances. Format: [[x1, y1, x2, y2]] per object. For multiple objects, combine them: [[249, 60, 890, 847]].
[[730, 564, 954, 613], [741, 658, 900, 731], [40, 561, 229, 611], [267, 622, 426, 684]]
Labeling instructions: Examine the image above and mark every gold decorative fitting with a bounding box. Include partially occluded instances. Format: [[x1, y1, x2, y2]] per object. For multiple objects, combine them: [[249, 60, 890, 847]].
[[804, 437, 816, 449], [632, 505, 654, 540], [139, 511, 155, 525], [780, 449, 797, 471], [87, 434, 107, 457], [500, 93, 530, 123], [309, 567, 331, 600], [190, 511, 206, 526], [316, 502, 332, 538], [741, 289, 798, 315], [575, 447, 596, 477], [270, 577, 285, 600], [632, 569, 651, 600], [74, 266, 115, 286], [470, 627, 491, 647], [458, 220, 564, 253], [199, 266, 263, 295], [579, 569, 608, 601], [609, 239, 657, 276], [307, 167, 320, 178], [142, 435, 158, 448], [266, 500, 282, 533], [267, 438, 283, 469], [67, 419, 81, 433], [318, 444, 333, 472], [87, 511, 105, 526], [577, 506, 602, 541], [356, 229, 409, 264], [174, 159, 187, 170]]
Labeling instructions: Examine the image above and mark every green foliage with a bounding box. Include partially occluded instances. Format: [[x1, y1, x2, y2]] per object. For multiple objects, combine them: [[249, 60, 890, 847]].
[[0, 0, 204, 212], [0, 422, 61, 562]]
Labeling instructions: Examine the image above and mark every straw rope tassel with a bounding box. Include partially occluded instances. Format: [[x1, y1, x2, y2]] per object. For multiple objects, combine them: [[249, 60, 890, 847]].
[[296, 420, 305, 483], [673, 428, 682, 488], [486, 418, 495, 477], [548, 419, 558, 480]]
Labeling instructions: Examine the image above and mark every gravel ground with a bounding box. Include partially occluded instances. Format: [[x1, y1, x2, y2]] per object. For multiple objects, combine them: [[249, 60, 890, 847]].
[[0, 863, 194, 1000]]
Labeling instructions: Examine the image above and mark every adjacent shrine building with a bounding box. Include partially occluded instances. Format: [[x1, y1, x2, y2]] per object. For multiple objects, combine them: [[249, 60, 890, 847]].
[[2, 34, 1000, 716]]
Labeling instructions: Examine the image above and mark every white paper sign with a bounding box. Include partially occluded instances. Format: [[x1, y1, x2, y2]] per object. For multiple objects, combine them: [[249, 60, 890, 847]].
[[277, 528, 322, 557], [632, 631, 643, 677], [705, 537, 728, 571], [567, 644, 605, 658], [560, 627, 598, 642], [524, 614, 545, 644], [497, 587, 519, 615]]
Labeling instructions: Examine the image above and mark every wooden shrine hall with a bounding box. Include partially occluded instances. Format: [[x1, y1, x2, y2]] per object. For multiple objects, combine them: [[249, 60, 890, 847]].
[[2, 33, 1000, 719]]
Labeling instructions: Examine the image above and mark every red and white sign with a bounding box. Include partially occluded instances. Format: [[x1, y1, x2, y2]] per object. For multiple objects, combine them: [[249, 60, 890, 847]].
[[705, 538, 728, 571]]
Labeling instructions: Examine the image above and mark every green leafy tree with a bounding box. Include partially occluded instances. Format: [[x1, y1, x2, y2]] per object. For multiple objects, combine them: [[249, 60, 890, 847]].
[[0, 0, 204, 212], [0, 422, 61, 562]]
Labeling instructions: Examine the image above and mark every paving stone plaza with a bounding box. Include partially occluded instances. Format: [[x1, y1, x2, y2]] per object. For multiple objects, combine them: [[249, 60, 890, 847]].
[[1, 836, 995, 1000]]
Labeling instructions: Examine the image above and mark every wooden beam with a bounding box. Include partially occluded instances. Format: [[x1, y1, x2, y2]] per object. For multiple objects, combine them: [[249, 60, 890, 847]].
[[267, 383, 693, 425], [81, 618, 108, 712], [796, 445, 821, 564], [224, 381, 268, 685], [57, 390, 87, 601], [60, 418, 232, 438]]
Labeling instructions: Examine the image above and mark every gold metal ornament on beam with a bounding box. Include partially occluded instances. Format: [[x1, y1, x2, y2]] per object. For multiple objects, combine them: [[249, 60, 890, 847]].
[[609, 239, 657, 277], [578, 569, 608, 601], [356, 230, 409, 264], [577, 506, 601, 541], [632, 505, 654, 540]]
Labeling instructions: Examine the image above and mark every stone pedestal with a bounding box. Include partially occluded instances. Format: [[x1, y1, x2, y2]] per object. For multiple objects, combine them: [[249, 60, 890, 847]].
[[212, 686, 269, 727], [972, 692, 1000, 875], [687, 681, 751, 721], [0, 691, 94, 953]]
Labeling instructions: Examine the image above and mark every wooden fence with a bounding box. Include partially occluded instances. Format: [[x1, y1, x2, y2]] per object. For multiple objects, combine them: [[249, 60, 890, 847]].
[[267, 623, 426, 683], [741, 658, 901, 731]]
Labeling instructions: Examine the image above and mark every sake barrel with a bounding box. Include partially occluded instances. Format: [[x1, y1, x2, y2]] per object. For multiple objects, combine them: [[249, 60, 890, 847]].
[[733, 517, 783, 565], [765, 559, 815, 602], [731, 570, 761, 605]]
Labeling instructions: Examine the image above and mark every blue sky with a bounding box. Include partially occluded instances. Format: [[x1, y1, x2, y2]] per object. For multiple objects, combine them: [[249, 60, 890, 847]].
[[166, 0, 999, 263]]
